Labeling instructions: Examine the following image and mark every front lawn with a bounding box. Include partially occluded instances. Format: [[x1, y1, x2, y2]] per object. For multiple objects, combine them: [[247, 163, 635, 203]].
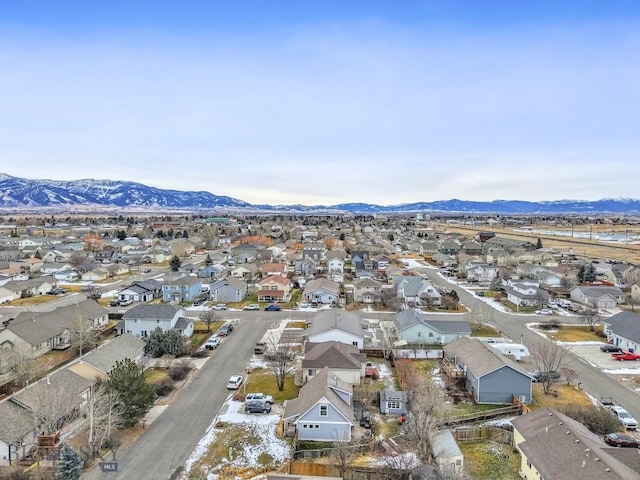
[[537, 325, 604, 342], [145, 367, 169, 384], [531, 383, 593, 410], [243, 368, 299, 402], [470, 323, 500, 337]]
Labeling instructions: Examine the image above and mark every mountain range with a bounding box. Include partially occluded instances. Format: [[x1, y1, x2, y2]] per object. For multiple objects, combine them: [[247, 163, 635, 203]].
[[1, 173, 639, 214]]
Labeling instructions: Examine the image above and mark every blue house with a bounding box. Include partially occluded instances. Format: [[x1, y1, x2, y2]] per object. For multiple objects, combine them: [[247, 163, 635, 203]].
[[284, 366, 354, 442], [443, 337, 532, 404], [208, 277, 247, 303], [162, 275, 202, 302]]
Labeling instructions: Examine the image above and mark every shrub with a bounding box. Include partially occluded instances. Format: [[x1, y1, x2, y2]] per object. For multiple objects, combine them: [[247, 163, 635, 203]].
[[562, 404, 620, 435], [191, 348, 207, 358], [155, 378, 175, 397], [169, 360, 193, 381]]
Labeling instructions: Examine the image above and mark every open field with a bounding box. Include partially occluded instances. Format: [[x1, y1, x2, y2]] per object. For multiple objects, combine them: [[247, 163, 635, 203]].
[[434, 222, 640, 263]]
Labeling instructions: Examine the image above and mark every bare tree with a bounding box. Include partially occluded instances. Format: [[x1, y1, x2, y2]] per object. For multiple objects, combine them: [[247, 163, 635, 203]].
[[199, 309, 217, 332], [558, 366, 578, 387], [266, 337, 296, 392], [403, 380, 450, 464], [580, 309, 601, 332], [70, 313, 100, 356], [9, 350, 53, 389], [530, 340, 571, 394], [330, 430, 359, 478], [85, 379, 123, 458]]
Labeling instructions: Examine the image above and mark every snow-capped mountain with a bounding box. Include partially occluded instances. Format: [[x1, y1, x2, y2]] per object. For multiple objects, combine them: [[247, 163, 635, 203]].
[[1, 174, 639, 214]]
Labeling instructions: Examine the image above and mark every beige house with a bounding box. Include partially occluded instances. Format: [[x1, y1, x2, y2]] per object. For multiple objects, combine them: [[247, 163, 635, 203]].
[[257, 275, 293, 303]]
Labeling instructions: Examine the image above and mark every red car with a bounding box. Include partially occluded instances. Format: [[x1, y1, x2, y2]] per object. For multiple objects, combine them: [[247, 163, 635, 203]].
[[604, 432, 640, 448], [611, 351, 640, 361]]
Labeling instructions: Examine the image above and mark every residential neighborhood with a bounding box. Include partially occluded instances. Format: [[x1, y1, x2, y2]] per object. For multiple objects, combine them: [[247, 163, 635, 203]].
[[1, 213, 640, 479]]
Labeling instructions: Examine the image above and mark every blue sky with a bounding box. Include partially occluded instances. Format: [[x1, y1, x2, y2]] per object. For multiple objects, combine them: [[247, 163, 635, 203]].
[[1, 1, 639, 206]]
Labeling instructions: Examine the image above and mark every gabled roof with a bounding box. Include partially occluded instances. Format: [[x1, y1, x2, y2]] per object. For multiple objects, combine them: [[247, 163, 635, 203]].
[[284, 366, 353, 424], [259, 275, 292, 286], [394, 309, 471, 335], [307, 309, 364, 339], [302, 341, 365, 369], [303, 278, 340, 295], [78, 333, 146, 375], [512, 407, 638, 480], [11, 369, 91, 413], [162, 275, 201, 286], [122, 304, 182, 320], [570, 285, 624, 298], [210, 277, 247, 291], [443, 337, 528, 378], [353, 277, 382, 288], [603, 311, 640, 344]]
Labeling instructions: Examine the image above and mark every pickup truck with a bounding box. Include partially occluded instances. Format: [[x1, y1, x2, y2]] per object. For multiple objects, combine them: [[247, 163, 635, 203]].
[[245, 392, 274, 405], [611, 351, 640, 361]]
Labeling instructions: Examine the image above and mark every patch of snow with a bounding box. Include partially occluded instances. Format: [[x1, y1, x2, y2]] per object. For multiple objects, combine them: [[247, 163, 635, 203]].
[[556, 341, 606, 346], [602, 368, 640, 375], [183, 399, 292, 479]]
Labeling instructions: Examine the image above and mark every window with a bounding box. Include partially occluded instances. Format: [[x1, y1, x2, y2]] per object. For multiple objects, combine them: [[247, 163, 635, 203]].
[[456, 459, 462, 466], [308, 369, 316, 376], [428, 332, 434, 337], [527, 460, 532, 469], [387, 401, 400, 409], [319, 405, 328, 416]]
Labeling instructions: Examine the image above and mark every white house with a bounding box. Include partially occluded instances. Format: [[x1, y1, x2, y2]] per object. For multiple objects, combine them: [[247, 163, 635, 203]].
[[118, 304, 193, 338]]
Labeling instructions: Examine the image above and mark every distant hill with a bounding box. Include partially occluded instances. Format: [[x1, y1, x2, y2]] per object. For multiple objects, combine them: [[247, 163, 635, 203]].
[[1, 173, 639, 214]]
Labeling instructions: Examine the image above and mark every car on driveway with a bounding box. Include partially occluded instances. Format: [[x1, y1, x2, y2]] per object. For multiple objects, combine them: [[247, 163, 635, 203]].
[[227, 375, 244, 390], [212, 304, 227, 310], [243, 304, 260, 311], [609, 405, 638, 429], [603, 432, 640, 448], [203, 335, 221, 350], [245, 392, 274, 405], [219, 323, 234, 336], [600, 344, 623, 353], [245, 400, 272, 414], [535, 309, 553, 315], [611, 351, 640, 361], [264, 304, 282, 311]]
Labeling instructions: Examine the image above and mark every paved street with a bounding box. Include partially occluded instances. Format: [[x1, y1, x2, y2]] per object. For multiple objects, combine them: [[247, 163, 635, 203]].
[[419, 267, 640, 421], [82, 316, 272, 480]]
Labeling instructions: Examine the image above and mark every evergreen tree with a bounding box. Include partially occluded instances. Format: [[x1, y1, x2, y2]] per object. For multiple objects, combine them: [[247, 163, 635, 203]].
[[577, 263, 586, 283], [387, 233, 394, 242], [339, 233, 345, 241], [117, 230, 127, 240], [108, 359, 156, 427], [585, 262, 597, 283], [170, 255, 181, 271], [205, 254, 212, 266], [145, 327, 165, 357], [56, 443, 84, 480], [161, 330, 185, 356], [182, 229, 189, 238], [536, 238, 543, 249]]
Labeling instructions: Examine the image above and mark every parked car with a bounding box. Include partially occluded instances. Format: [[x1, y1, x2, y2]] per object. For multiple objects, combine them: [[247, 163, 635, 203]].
[[212, 303, 227, 310], [193, 298, 206, 306], [243, 304, 260, 311], [47, 287, 67, 295], [528, 370, 560, 383], [254, 342, 267, 354], [109, 299, 121, 307], [603, 432, 640, 448], [219, 323, 234, 336], [609, 405, 638, 430], [600, 344, 623, 353], [245, 400, 272, 414], [226, 375, 244, 390], [245, 392, 274, 404], [299, 302, 309, 309], [611, 351, 640, 361], [264, 304, 282, 311], [535, 309, 553, 315], [203, 335, 221, 350], [119, 298, 133, 306]]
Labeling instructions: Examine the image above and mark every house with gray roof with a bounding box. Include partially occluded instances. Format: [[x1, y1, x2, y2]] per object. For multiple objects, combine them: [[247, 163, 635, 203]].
[[117, 279, 163, 303], [444, 337, 532, 404], [67, 333, 146, 380], [352, 277, 383, 304], [307, 310, 366, 349], [394, 309, 471, 345], [602, 311, 640, 353], [284, 366, 354, 442], [302, 278, 340, 305], [380, 389, 407, 415], [394, 275, 442, 307], [570, 285, 625, 309], [162, 275, 202, 302], [118, 304, 193, 338], [0, 299, 108, 358], [302, 341, 366, 385], [209, 277, 247, 303], [512, 407, 639, 480]]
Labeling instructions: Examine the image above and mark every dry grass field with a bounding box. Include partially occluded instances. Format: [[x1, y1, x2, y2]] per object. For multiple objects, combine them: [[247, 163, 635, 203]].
[[434, 222, 640, 263]]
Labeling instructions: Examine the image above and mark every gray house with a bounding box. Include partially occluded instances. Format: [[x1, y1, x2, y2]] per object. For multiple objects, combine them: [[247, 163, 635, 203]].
[[209, 277, 247, 303], [394, 309, 471, 345], [307, 310, 366, 349], [162, 275, 202, 302], [118, 304, 193, 338], [284, 366, 354, 442], [443, 337, 532, 404], [602, 311, 640, 353]]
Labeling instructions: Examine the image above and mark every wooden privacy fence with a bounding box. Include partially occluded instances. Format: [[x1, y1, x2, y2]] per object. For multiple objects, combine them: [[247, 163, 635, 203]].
[[289, 461, 413, 479], [441, 405, 521, 428], [452, 425, 513, 444]]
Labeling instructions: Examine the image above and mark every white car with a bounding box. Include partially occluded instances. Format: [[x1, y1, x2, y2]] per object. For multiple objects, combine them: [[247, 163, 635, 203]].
[[610, 406, 638, 430], [299, 302, 309, 309], [227, 375, 244, 390], [212, 304, 227, 310], [535, 309, 553, 315], [203, 335, 221, 350], [243, 304, 260, 311]]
